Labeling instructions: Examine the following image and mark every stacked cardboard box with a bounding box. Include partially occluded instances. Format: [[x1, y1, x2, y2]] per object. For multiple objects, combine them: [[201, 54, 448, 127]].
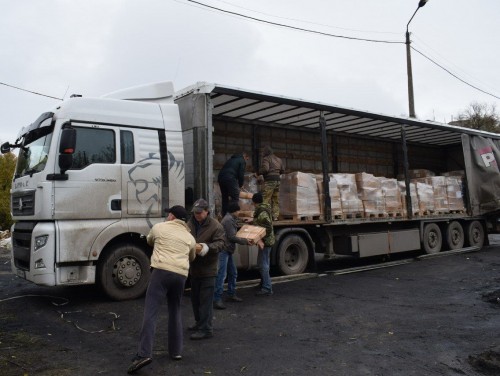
[[279, 172, 321, 217], [332, 173, 364, 216], [239, 173, 259, 219], [415, 181, 435, 213], [398, 181, 419, 216], [355, 173, 385, 217], [236, 224, 266, 242], [445, 176, 465, 212], [316, 174, 342, 218], [380, 178, 403, 215], [214, 173, 258, 220], [428, 176, 449, 213]]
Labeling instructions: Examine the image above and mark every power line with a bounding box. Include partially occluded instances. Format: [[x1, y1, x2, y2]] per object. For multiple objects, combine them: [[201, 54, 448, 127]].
[[411, 46, 500, 101], [184, 0, 403, 44], [210, 0, 400, 36], [0, 82, 63, 100], [184, 0, 500, 102]]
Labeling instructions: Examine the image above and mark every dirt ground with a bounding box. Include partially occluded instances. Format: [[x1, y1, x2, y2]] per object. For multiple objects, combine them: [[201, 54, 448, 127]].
[[1, 237, 500, 376]]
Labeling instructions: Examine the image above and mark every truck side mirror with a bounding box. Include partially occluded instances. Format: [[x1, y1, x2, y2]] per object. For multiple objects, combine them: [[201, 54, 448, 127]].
[[58, 128, 76, 173], [1, 142, 11, 154]]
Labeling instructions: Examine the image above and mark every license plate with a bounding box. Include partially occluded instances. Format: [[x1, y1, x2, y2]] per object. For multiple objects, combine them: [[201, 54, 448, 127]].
[[16, 269, 26, 278]]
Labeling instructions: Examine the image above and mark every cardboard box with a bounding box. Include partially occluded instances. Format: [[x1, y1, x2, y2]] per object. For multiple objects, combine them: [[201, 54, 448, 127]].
[[236, 224, 266, 242]]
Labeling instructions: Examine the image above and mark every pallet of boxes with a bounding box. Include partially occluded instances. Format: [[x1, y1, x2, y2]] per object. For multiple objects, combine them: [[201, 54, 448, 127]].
[[278, 172, 322, 221], [398, 169, 466, 217]]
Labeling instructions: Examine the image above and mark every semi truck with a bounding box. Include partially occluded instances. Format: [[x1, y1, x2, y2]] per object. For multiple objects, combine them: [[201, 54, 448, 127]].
[[2, 81, 499, 300]]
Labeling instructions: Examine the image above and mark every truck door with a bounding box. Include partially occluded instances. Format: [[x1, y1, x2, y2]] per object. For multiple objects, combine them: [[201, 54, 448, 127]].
[[54, 124, 122, 263]]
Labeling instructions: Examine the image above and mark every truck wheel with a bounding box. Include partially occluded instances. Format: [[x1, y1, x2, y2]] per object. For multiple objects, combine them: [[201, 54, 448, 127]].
[[445, 221, 464, 250], [422, 223, 442, 254], [97, 243, 151, 301], [466, 221, 485, 248], [277, 235, 309, 275]]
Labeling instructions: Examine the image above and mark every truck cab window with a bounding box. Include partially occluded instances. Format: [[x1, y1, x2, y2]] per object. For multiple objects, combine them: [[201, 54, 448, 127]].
[[71, 127, 116, 169], [15, 130, 53, 177], [120, 130, 134, 164]]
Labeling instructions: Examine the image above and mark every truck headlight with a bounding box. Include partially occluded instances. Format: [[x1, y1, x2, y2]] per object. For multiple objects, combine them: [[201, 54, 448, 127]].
[[34, 235, 49, 251], [34, 258, 46, 269]]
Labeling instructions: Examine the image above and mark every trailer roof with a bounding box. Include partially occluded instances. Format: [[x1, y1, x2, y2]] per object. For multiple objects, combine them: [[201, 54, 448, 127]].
[[176, 82, 500, 147]]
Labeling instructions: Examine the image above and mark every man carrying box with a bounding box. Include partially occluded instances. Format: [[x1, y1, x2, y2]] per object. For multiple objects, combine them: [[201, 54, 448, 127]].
[[213, 202, 253, 310]]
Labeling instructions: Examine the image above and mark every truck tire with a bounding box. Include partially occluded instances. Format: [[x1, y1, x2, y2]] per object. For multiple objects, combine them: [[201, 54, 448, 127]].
[[97, 243, 151, 301], [277, 235, 309, 275], [466, 220, 485, 248], [422, 223, 442, 254], [445, 221, 464, 250]]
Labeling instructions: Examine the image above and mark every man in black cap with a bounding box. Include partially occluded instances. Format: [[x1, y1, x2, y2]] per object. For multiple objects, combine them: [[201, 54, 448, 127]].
[[128, 205, 197, 374], [187, 198, 225, 340]]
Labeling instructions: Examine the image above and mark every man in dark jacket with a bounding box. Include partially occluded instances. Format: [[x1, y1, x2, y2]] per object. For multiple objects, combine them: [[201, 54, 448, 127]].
[[187, 198, 226, 340], [258, 146, 284, 221], [213, 202, 252, 310], [218, 152, 249, 216]]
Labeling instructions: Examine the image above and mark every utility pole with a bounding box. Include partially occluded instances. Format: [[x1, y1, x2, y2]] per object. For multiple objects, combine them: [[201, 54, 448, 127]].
[[406, 0, 429, 118]]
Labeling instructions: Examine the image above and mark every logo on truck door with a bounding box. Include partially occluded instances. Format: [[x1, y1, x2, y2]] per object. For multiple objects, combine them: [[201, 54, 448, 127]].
[[128, 151, 184, 228], [479, 146, 498, 169]]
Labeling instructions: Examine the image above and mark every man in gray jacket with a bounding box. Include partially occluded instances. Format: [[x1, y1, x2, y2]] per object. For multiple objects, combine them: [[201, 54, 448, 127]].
[[213, 202, 252, 310]]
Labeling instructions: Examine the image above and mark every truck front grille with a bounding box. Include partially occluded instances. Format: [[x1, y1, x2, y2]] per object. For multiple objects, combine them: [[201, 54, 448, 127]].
[[12, 190, 36, 216], [12, 222, 36, 270]]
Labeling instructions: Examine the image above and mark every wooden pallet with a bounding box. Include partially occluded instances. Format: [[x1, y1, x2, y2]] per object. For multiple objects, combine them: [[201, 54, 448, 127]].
[[366, 212, 387, 218], [414, 210, 435, 217], [387, 211, 404, 218], [344, 212, 364, 219], [280, 214, 322, 221]]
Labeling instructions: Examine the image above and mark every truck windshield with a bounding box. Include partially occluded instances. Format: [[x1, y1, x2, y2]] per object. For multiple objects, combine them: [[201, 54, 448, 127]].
[[15, 129, 53, 178]]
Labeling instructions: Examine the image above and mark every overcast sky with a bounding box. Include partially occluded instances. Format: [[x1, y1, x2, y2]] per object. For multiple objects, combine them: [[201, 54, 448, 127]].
[[1, 0, 499, 145]]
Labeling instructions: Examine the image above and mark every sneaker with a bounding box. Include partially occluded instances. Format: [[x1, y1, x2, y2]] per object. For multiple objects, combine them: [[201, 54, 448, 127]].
[[213, 300, 226, 310], [255, 289, 273, 296], [127, 355, 152, 374], [226, 295, 243, 302], [170, 354, 182, 361], [190, 331, 214, 340], [187, 323, 200, 331]]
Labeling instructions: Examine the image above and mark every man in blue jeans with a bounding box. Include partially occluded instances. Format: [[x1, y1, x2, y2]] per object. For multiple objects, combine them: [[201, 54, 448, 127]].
[[214, 202, 253, 309], [252, 192, 275, 296]]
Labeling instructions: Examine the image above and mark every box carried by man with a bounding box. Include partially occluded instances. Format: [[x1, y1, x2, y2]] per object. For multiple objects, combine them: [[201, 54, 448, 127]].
[[236, 224, 266, 243]]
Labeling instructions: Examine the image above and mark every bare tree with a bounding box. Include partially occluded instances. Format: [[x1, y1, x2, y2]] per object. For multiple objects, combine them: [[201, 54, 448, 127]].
[[451, 102, 499, 133]]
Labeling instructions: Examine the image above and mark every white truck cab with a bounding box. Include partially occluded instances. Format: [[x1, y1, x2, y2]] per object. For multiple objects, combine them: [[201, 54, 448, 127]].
[[2, 82, 185, 300]]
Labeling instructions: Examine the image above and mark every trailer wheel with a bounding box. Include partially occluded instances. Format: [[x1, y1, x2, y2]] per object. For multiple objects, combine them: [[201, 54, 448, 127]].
[[277, 235, 309, 275], [466, 220, 485, 248], [97, 243, 151, 301], [422, 223, 442, 254], [445, 221, 464, 250]]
